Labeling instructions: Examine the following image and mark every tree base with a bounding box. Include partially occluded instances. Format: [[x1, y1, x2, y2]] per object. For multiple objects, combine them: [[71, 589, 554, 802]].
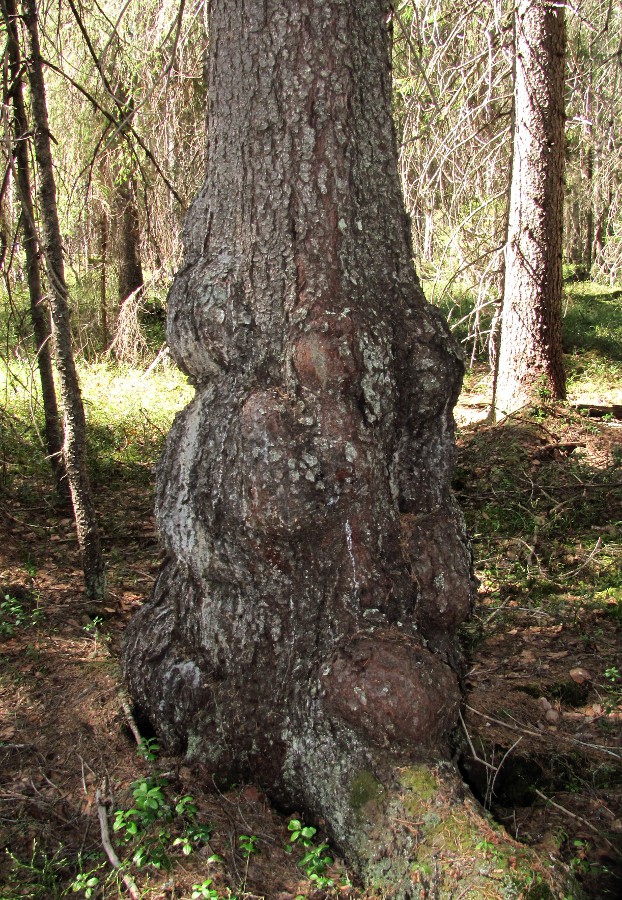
[[339, 762, 580, 899]]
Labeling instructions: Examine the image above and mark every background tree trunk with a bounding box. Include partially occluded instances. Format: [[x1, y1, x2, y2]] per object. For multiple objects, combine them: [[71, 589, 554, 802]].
[[494, 0, 566, 418], [22, 0, 105, 600], [123, 0, 477, 890], [116, 174, 144, 304], [1, 0, 67, 497]]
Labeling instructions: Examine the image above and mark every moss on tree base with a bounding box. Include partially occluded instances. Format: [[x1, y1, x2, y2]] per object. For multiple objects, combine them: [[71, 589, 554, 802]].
[[349, 763, 582, 899]]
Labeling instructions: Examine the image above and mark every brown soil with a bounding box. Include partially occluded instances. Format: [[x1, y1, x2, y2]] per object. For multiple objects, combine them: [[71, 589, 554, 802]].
[[1, 393, 621, 898]]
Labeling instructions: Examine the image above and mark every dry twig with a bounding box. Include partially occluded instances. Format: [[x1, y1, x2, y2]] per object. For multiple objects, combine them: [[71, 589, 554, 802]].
[[96, 782, 140, 900]]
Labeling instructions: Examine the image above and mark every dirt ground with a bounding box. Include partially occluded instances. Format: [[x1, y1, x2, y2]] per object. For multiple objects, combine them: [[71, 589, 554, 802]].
[[1, 387, 621, 898]]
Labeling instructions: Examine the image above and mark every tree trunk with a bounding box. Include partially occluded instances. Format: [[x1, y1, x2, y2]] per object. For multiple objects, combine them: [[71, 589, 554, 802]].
[[1, 0, 67, 498], [116, 174, 144, 305], [494, 0, 566, 418], [100, 207, 109, 350], [121, 2, 573, 893], [21, 0, 105, 601]]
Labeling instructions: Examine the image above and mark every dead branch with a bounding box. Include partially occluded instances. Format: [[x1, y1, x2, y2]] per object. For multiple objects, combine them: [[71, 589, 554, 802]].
[[96, 782, 140, 900]]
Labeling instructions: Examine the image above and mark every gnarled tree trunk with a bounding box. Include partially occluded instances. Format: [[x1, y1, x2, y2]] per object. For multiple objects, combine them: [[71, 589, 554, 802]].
[[494, 0, 566, 418], [122, 1, 484, 891]]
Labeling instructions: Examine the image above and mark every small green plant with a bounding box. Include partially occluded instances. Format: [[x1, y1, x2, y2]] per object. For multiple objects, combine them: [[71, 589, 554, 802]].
[[113, 777, 171, 841], [475, 838, 495, 853], [70, 871, 100, 897], [83, 616, 104, 635], [172, 823, 214, 856], [5, 842, 68, 898], [286, 818, 334, 889], [136, 736, 160, 761], [238, 833, 259, 858], [0, 593, 42, 635], [604, 666, 620, 682], [191, 879, 219, 900], [23, 560, 38, 579], [300, 841, 334, 889], [288, 818, 317, 847], [569, 838, 590, 875], [602, 666, 622, 713], [114, 782, 214, 873], [132, 834, 171, 869]]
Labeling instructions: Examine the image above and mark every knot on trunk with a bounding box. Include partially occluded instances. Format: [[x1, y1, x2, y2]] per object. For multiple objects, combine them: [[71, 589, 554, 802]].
[[322, 635, 460, 752]]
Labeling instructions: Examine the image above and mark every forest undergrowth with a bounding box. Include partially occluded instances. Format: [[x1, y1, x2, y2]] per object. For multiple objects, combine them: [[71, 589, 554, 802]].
[[0, 284, 621, 899]]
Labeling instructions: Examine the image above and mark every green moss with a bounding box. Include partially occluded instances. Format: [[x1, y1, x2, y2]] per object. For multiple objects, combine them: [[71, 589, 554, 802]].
[[399, 765, 438, 804], [350, 770, 383, 812]]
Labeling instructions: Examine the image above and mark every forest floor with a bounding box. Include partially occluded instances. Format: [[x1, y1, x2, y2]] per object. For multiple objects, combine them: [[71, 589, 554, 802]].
[[0, 357, 621, 899]]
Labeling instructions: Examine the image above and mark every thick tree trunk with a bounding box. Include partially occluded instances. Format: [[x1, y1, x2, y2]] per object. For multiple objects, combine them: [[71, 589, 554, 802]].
[[1, 0, 67, 497], [122, 1, 507, 892], [494, 0, 566, 418], [21, 0, 105, 601]]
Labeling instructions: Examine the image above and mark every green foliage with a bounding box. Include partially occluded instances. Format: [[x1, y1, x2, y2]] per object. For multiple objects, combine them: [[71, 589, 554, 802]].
[[564, 282, 622, 362], [238, 833, 259, 858], [0, 358, 193, 493], [3, 843, 68, 898], [112, 778, 214, 877], [287, 819, 335, 890], [299, 842, 334, 889], [137, 736, 160, 761], [191, 879, 220, 900], [113, 776, 171, 840], [0, 592, 43, 637], [69, 871, 101, 897], [287, 818, 317, 847]]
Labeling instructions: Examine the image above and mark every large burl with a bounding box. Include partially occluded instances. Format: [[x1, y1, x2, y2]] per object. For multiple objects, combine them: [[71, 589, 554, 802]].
[[324, 636, 461, 750]]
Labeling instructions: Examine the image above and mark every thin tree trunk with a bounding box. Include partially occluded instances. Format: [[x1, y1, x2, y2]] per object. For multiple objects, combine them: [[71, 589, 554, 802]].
[[21, 0, 105, 600], [494, 0, 566, 418], [1, 0, 67, 498], [117, 175, 143, 305], [100, 208, 108, 350]]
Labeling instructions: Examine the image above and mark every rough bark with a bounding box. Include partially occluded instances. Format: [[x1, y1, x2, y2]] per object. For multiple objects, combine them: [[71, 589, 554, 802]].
[[1, 0, 66, 497], [21, 0, 105, 600], [123, 0, 477, 890], [494, 0, 566, 419]]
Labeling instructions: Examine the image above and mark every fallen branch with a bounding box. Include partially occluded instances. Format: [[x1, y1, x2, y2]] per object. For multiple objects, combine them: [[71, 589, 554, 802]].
[[560, 537, 602, 580], [465, 704, 622, 760], [118, 691, 143, 750], [534, 789, 617, 852], [96, 783, 140, 900]]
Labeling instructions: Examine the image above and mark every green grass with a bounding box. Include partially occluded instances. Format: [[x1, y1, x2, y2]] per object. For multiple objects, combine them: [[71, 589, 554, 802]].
[[0, 358, 193, 492]]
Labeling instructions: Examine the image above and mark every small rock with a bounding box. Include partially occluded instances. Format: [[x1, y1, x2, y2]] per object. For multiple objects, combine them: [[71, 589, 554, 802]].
[[545, 708, 560, 724], [569, 667, 591, 684], [539, 697, 552, 711]]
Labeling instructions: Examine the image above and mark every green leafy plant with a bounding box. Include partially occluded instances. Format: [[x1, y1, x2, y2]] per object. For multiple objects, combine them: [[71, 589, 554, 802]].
[[70, 871, 100, 897], [238, 833, 259, 858], [0, 593, 41, 636], [132, 834, 171, 869], [300, 841, 334, 889], [288, 818, 317, 847], [569, 838, 590, 875], [113, 777, 170, 842], [286, 819, 335, 888], [172, 823, 214, 856], [191, 879, 219, 900], [136, 736, 160, 762]]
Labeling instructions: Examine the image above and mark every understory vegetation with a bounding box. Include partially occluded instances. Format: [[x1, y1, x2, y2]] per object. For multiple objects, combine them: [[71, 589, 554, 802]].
[[0, 277, 621, 898]]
